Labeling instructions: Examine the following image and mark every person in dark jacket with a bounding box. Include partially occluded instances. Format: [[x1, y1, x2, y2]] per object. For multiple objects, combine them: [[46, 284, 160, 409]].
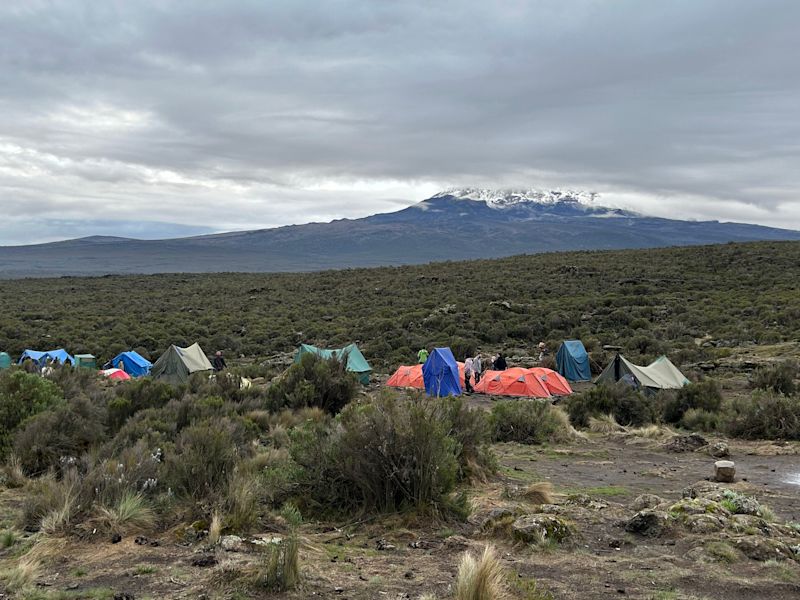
[[493, 353, 507, 371], [212, 351, 227, 371]]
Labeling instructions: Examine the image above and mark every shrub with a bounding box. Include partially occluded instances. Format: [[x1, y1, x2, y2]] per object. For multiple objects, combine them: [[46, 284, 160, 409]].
[[19, 470, 82, 533], [662, 379, 723, 425], [13, 396, 107, 475], [750, 361, 798, 395], [490, 400, 570, 444], [680, 408, 723, 432], [725, 391, 800, 440], [266, 353, 358, 415], [565, 385, 654, 428], [290, 394, 469, 515], [0, 371, 63, 457], [431, 395, 495, 479], [108, 378, 179, 432]]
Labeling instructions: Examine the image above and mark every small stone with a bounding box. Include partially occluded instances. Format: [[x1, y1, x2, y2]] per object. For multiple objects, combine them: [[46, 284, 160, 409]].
[[632, 494, 665, 511], [191, 555, 218, 568], [111, 533, 122, 544], [665, 434, 708, 453], [376, 539, 396, 550], [512, 514, 573, 544], [220, 535, 245, 552], [709, 442, 730, 458], [714, 460, 736, 483]]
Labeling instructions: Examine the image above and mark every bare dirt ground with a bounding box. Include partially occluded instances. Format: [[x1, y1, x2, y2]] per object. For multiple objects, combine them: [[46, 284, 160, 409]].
[[2, 426, 798, 600]]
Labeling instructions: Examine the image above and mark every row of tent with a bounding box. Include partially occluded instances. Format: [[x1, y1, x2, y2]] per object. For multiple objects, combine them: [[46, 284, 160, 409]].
[[12, 348, 154, 376]]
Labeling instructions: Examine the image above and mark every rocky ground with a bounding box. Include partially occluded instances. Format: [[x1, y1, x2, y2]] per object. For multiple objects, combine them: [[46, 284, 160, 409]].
[[1, 426, 798, 600]]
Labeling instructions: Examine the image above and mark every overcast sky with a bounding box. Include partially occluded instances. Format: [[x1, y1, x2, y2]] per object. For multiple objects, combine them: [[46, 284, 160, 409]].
[[1, 0, 798, 245]]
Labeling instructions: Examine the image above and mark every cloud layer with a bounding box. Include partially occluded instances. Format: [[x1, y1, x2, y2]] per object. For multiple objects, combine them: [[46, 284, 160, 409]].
[[1, 0, 798, 244]]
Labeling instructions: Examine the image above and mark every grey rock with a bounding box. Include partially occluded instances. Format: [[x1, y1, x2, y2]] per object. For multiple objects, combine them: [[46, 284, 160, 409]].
[[709, 441, 730, 458], [220, 535, 245, 552], [632, 494, 665, 511], [625, 510, 669, 537], [512, 514, 573, 544], [714, 460, 736, 483]]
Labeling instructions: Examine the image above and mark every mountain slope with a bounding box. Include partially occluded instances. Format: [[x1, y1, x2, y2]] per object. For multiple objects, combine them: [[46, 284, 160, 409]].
[[1, 189, 798, 278]]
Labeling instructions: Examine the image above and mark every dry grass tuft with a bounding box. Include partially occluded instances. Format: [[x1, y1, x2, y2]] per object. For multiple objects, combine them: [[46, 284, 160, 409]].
[[521, 482, 554, 505], [95, 492, 155, 535], [588, 414, 624, 434], [209, 511, 223, 546], [627, 424, 675, 439], [455, 545, 509, 600], [1, 455, 28, 488], [0, 554, 41, 593]]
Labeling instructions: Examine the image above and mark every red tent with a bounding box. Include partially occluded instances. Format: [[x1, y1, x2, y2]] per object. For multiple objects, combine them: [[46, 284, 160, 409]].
[[473, 367, 551, 398], [529, 367, 573, 396], [386, 362, 474, 389], [100, 368, 132, 381]]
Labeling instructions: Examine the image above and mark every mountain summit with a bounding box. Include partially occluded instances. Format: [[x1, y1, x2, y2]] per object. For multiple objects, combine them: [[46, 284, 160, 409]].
[[0, 190, 798, 278]]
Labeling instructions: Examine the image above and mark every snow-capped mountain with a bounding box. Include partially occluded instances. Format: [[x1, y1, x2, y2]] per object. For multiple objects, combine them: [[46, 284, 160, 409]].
[[1, 189, 798, 277]]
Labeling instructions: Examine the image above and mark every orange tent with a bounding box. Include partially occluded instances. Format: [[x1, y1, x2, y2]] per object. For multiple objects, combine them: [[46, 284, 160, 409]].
[[386, 362, 474, 390], [473, 367, 552, 398], [529, 367, 573, 396]]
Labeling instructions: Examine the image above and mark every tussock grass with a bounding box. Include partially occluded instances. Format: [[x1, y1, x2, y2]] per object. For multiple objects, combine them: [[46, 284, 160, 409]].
[[39, 474, 80, 535], [1, 454, 27, 488], [705, 541, 739, 563], [0, 554, 41, 593], [455, 545, 509, 600], [521, 482, 554, 505], [208, 511, 222, 546], [257, 503, 302, 592], [96, 492, 155, 535], [626, 424, 675, 439], [588, 414, 624, 434]]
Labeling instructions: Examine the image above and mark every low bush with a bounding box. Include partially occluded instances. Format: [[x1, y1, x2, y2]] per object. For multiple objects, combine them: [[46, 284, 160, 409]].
[[565, 384, 654, 428], [662, 379, 723, 425], [0, 371, 63, 457], [681, 408, 723, 432], [750, 361, 798, 396], [489, 400, 571, 444], [725, 391, 800, 440], [108, 379, 179, 433], [266, 353, 358, 415]]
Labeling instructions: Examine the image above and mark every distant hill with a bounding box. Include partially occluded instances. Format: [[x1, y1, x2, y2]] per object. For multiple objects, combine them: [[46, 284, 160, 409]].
[[1, 188, 798, 278]]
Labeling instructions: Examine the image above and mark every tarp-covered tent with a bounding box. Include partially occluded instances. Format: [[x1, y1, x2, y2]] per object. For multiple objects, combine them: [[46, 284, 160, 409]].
[[596, 354, 689, 391], [18, 348, 75, 366], [556, 340, 591, 382], [474, 367, 552, 398], [0, 352, 10, 369], [387, 362, 473, 390], [422, 347, 462, 397], [529, 367, 573, 396], [105, 351, 153, 377], [151, 343, 213, 385], [294, 343, 372, 384]]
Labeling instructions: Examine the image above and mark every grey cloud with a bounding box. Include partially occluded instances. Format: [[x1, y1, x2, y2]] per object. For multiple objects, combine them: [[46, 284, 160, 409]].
[[0, 0, 798, 245]]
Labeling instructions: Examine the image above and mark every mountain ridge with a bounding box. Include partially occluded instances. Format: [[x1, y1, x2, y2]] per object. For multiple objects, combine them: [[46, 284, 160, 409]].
[[0, 189, 798, 278]]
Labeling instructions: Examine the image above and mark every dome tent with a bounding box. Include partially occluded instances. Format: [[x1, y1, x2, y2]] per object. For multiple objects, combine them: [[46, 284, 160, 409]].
[[105, 350, 153, 377], [473, 367, 551, 398]]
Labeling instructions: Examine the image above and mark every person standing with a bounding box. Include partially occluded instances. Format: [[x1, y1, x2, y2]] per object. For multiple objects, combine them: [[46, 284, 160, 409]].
[[417, 347, 429, 364], [537, 341, 548, 363], [212, 351, 227, 371], [473, 353, 483, 384], [463, 356, 474, 393], [493, 353, 507, 371]]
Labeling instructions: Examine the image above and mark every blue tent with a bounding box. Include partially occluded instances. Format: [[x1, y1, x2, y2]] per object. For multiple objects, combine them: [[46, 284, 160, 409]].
[[18, 348, 75, 366], [556, 340, 591, 382], [422, 347, 462, 397], [105, 351, 153, 377]]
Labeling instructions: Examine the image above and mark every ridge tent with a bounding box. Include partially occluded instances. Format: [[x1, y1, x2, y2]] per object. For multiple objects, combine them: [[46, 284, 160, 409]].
[[18, 348, 75, 366], [529, 367, 573, 396], [105, 351, 153, 377], [386, 362, 474, 390], [422, 347, 462, 397], [556, 340, 591, 382], [0, 352, 10, 370], [596, 354, 689, 391], [474, 367, 551, 398], [151, 343, 213, 385], [294, 343, 372, 384]]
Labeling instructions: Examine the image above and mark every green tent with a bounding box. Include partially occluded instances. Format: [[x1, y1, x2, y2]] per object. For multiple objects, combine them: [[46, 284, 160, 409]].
[[151, 343, 214, 385], [596, 354, 689, 391], [0, 352, 11, 370], [74, 354, 97, 369], [294, 343, 372, 384]]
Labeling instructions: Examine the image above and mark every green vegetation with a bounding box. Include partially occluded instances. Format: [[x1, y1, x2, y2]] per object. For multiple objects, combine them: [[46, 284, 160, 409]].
[[489, 400, 571, 444]]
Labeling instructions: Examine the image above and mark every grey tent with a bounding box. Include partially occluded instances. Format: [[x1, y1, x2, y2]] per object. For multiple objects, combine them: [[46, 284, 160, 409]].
[[151, 343, 214, 385], [596, 354, 689, 391]]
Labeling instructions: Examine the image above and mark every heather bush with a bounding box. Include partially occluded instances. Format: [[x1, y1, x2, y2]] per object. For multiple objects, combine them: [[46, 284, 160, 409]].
[[0, 371, 63, 457], [662, 379, 723, 425], [725, 391, 800, 440], [266, 353, 358, 415], [565, 384, 654, 428], [107, 378, 179, 432], [489, 400, 570, 444], [750, 361, 797, 396]]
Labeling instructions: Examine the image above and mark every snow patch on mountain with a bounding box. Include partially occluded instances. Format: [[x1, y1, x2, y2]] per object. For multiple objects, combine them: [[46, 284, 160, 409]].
[[432, 187, 601, 209]]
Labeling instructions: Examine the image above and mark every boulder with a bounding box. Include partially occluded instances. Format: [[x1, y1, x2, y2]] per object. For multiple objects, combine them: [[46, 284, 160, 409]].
[[734, 537, 795, 562], [685, 514, 726, 534], [632, 494, 666, 511], [714, 460, 736, 483], [512, 514, 573, 544], [665, 434, 708, 453], [709, 441, 730, 458], [669, 498, 730, 518], [625, 510, 669, 537], [220, 535, 245, 552]]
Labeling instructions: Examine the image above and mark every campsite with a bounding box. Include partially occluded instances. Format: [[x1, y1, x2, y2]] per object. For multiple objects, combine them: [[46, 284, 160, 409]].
[[0, 241, 799, 599]]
